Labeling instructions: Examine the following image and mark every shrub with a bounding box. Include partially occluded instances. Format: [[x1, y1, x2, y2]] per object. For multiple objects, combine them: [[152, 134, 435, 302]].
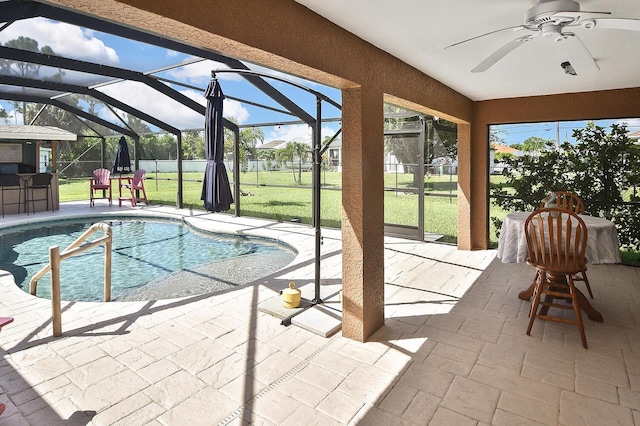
[[492, 122, 640, 250]]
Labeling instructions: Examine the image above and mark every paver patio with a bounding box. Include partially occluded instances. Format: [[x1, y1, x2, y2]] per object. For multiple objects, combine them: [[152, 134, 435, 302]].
[[0, 202, 639, 425]]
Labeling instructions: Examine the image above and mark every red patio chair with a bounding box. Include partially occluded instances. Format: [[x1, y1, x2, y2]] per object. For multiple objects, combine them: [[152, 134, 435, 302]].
[[90, 168, 112, 207], [120, 169, 148, 207]]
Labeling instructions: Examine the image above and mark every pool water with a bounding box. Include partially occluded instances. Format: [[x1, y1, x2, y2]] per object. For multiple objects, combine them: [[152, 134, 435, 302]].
[[0, 218, 295, 302]]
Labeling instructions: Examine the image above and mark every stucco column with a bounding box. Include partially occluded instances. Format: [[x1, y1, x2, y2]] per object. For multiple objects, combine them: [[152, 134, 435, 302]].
[[457, 123, 472, 250], [457, 122, 489, 250], [341, 86, 385, 341]]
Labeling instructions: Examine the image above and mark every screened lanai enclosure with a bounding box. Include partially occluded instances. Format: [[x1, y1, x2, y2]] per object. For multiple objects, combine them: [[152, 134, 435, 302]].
[[0, 0, 460, 245], [0, 0, 348, 308], [383, 111, 458, 242], [0, 0, 342, 208]]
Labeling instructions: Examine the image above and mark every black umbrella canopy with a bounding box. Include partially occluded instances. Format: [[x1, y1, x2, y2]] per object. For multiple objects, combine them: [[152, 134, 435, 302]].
[[112, 136, 132, 174], [201, 78, 233, 212]]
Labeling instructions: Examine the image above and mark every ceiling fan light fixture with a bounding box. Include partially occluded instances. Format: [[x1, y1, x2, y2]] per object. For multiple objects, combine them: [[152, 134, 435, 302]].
[[561, 61, 577, 75]]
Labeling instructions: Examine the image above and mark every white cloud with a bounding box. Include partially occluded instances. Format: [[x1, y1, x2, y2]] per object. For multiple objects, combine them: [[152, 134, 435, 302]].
[[97, 80, 250, 130], [99, 81, 202, 130], [264, 123, 339, 144], [181, 86, 250, 124], [168, 60, 321, 87], [167, 61, 243, 84], [616, 118, 640, 130], [266, 124, 312, 143], [247, 63, 323, 89], [0, 18, 119, 64], [223, 99, 250, 124]]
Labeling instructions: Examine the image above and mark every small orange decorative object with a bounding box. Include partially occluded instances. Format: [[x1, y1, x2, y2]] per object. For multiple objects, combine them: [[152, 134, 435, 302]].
[[282, 282, 301, 309]]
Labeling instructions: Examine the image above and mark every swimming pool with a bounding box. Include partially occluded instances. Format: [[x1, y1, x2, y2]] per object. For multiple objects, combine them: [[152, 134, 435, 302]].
[[0, 217, 295, 302]]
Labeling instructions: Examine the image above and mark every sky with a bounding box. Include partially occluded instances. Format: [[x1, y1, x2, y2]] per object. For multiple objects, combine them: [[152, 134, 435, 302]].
[[0, 17, 343, 145], [492, 118, 640, 146]]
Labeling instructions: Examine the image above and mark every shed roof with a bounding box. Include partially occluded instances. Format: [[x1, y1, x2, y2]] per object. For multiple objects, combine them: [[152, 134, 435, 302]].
[[257, 140, 288, 150], [0, 124, 77, 141], [492, 143, 519, 154], [628, 130, 640, 140]]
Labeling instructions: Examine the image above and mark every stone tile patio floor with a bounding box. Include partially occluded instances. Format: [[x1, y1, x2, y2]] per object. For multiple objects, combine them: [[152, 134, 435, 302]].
[[0, 202, 639, 425]]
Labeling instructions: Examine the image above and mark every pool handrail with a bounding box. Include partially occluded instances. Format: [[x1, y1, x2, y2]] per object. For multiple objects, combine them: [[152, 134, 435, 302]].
[[29, 221, 113, 337]]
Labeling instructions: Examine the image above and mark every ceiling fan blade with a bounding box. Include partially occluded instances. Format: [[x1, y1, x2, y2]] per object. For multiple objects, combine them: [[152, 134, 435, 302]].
[[445, 25, 527, 49], [556, 33, 599, 74], [471, 35, 534, 73], [551, 10, 611, 19], [580, 18, 640, 31]]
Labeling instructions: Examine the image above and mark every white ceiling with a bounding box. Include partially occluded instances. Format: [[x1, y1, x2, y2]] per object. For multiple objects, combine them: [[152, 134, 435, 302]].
[[294, 0, 640, 101]]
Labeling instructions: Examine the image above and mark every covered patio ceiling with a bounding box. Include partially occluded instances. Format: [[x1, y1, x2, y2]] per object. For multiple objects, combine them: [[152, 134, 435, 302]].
[[295, 0, 640, 102], [0, 0, 341, 139]]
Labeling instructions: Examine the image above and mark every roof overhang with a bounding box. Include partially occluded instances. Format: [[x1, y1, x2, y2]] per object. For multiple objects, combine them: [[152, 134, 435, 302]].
[[0, 125, 77, 141]]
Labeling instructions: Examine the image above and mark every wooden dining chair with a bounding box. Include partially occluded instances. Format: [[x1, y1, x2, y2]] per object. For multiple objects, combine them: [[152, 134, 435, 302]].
[[538, 191, 592, 299], [540, 191, 585, 214], [525, 207, 589, 348], [90, 168, 112, 207]]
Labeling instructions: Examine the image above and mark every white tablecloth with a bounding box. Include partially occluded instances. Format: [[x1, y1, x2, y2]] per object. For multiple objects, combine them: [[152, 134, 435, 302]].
[[497, 211, 622, 264]]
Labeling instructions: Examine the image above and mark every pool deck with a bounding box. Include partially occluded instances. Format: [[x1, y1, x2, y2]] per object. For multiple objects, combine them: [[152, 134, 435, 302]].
[[1, 202, 639, 425]]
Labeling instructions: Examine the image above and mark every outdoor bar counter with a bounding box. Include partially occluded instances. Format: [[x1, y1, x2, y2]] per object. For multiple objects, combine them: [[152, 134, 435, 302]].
[[0, 173, 59, 216]]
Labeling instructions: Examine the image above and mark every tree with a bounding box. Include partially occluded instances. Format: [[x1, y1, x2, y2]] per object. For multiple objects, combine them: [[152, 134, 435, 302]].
[[565, 123, 640, 222], [276, 141, 310, 184], [490, 128, 507, 146], [494, 152, 515, 162], [491, 122, 640, 249], [139, 134, 177, 160], [521, 136, 553, 155], [182, 130, 204, 160], [383, 105, 457, 187], [223, 120, 264, 169], [125, 113, 152, 135], [1, 36, 58, 124]]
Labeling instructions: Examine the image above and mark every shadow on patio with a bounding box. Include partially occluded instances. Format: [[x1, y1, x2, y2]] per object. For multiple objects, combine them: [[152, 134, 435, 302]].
[[0, 204, 638, 424]]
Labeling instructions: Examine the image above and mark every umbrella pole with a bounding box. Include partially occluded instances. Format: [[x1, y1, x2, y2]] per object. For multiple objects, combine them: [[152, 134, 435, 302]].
[[312, 97, 323, 304], [233, 127, 240, 217]]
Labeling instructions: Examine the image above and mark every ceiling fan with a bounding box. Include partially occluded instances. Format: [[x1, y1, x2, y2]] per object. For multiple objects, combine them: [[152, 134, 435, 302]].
[[446, 0, 640, 74]]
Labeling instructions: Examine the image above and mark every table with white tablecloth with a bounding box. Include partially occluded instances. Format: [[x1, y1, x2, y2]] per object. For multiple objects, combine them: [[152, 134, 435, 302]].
[[497, 211, 622, 265], [496, 211, 621, 322]]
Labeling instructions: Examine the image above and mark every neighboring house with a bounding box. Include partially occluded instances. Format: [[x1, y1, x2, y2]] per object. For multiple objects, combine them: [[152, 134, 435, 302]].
[[490, 143, 522, 174], [628, 130, 640, 143], [257, 138, 344, 171], [326, 138, 342, 171], [257, 139, 288, 150]]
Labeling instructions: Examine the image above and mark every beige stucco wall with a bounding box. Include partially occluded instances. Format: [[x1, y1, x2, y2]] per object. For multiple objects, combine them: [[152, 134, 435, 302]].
[[45, 0, 640, 340]]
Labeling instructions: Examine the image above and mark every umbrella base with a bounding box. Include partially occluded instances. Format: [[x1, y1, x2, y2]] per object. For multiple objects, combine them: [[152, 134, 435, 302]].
[[257, 285, 342, 338]]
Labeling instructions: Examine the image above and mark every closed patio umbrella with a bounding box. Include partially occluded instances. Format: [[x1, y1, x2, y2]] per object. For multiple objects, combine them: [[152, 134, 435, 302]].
[[112, 136, 132, 175], [201, 78, 233, 212]]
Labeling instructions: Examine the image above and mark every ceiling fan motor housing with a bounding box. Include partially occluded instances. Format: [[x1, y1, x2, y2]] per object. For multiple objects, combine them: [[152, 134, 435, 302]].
[[525, 0, 581, 27]]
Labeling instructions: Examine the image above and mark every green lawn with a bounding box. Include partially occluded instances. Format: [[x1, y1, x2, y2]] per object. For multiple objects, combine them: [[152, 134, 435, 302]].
[[62, 171, 637, 263], [61, 171, 462, 242]]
